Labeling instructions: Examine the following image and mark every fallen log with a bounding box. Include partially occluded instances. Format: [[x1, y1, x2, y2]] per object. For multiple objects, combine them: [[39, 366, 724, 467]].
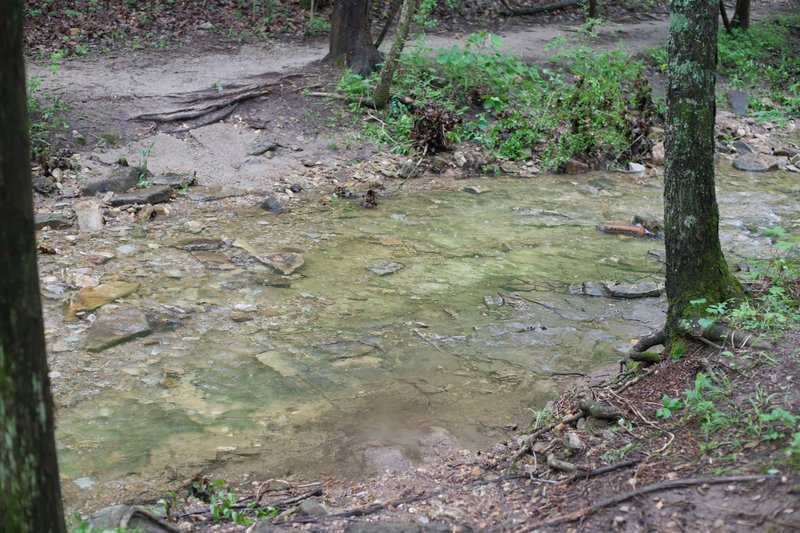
[[499, 0, 582, 16]]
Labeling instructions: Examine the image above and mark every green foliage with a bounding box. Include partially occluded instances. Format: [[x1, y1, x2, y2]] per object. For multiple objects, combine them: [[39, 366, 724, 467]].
[[68, 512, 141, 533], [27, 51, 70, 164], [656, 394, 682, 419], [336, 33, 657, 169], [306, 16, 330, 37]]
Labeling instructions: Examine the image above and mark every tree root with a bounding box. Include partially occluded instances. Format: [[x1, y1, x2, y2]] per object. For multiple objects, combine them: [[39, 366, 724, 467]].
[[682, 321, 771, 351], [525, 475, 772, 529], [631, 329, 666, 353], [505, 412, 583, 475]]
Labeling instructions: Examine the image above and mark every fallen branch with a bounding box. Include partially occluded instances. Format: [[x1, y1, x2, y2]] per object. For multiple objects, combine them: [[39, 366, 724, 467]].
[[683, 321, 771, 350], [505, 412, 583, 474], [632, 329, 666, 353], [527, 475, 771, 529], [165, 103, 239, 133], [172, 487, 323, 519], [566, 458, 641, 483]]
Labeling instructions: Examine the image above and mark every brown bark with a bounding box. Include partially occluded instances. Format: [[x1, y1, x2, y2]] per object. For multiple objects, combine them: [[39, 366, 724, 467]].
[[326, 0, 384, 76], [732, 0, 750, 30], [0, 2, 67, 531], [663, 0, 743, 339]]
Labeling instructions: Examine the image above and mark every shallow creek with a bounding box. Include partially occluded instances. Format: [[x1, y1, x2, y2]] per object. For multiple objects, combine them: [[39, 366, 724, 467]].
[[37, 168, 799, 510]]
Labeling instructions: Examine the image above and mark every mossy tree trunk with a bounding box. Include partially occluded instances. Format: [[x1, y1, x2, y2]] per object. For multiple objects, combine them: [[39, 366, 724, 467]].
[[373, 0, 418, 110], [663, 0, 743, 340], [325, 0, 384, 75], [0, 2, 67, 531]]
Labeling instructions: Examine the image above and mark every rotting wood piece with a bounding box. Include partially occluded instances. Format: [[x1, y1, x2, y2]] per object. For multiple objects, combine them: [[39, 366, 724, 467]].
[[498, 0, 582, 16], [578, 397, 620, 420]]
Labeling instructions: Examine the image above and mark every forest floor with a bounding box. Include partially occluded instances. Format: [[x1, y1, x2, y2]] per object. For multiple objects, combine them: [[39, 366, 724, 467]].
[[24, 1, 800, 531]]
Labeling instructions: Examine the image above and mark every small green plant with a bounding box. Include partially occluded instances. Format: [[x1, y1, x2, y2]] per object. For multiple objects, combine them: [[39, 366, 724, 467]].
[[656, 394, 682, 419], [136, 141, 156, 184], [525, 405, 553, 433], [306, 16, 330, 37]]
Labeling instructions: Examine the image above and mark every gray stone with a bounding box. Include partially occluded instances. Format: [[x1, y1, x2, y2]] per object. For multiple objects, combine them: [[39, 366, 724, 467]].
[[74, 199, 104, 233], [247, 136, 278, 156], [186, 186, 248, 202], [297, 498, 328, 517], [773, 146, 798, 158], [82, 166, 141, 196], [174, 238, 225, 251], [607, 282, 662, 299], [366, 262, 404, 276], [116, 244, 137, 255], [255, 351, 298, 377], [484, 295, 505, 307], [150, 171, 196, 188], [462, 186, 487, 194], [733, 154, 779, 172], [715, 140, 735, 154], [35, 213, 74, 230], [627, 162, 646, 173], [108, 185, 172, 206], [727, 90, 749, 116], [261, 195, 284, 214], [33, 175, 58, 195], [651, 141, 665, 166], [86, 306, 152, 352], [397, 161, 419, 179], [733, 140, 757, 154], [256, 252, 304, 275], [569, 281, 608, 297]]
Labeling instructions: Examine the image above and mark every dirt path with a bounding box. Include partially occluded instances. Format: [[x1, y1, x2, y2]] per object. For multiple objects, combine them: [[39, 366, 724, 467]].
[[28, 13, 678, 194]]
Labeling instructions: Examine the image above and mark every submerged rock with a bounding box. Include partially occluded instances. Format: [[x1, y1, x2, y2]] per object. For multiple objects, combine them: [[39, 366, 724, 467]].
[[366, 262, 404, 276], [86, 306, 152, 352], [261, 195, 284, 214], [174, 238, 225, 251], [255, 351, 298, 377], [74, 199, 104, 233], [67, 281, 137, 318], [606, 281, 663, 299], [255, 252, 304, 275]]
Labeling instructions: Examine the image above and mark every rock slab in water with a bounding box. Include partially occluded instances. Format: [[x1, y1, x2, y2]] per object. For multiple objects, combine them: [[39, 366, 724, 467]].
[[107, 185, 172, 206], [607, 281, 662, 299], [255, 351, 298, 377], [366, 262, 404, 276], [35, 213, 74, 230], [256, 252, 304, 275], [186, 186, 248, 202], [86, 306, 152, 352], [74, 199, 104, 232], [174, 238, 225, 251], [733, 154, 779, 172], [67, 281, 137, 318], [81, 166, 141, 196]]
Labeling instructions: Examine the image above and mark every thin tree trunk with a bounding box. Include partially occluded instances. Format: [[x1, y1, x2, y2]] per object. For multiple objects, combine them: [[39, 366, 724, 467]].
[[0, 2, 67, 532], [664, 0, 743, 339], [587, 0, 598, 18], [326, 0, 384, 75], [373, 0, 417, 110], [719, 0, 732, 33], [731, 0, 750, 30]]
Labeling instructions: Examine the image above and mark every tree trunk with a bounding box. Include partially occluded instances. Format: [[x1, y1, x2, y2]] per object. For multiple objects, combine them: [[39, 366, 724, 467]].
[[373, 0, 417, 110], [0, 2, 67, 532], [326, 0, 384, 76], [587, 0, 598, 18], [663, 0, 743, 340], [731, 0, 750, 30]]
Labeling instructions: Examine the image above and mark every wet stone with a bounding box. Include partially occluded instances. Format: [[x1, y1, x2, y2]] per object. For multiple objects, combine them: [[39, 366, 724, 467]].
[[174, 238, 225, 251], [363, 446, 412, 473], [484, 295, 505, 307], [607, 282, 662, 299], [86, 306, 152, 352], [562, 158, 590, 174], [186, 185, 248, 202], [74, 199, 104, 233], [81, 166, 141, 196], [256, 252, 304, 275], [35, 212, 74, 230], [463, 186, 487, 194], [733, 140, 758, 154], [569, 281, 609, 297], [67, 281, 137, 317], [191, 250, 230, 265], [255, 351, 298, 377], [261, 195, 284, 214], [733, 154, 779, 172], [107, 185, 172, 206], [366, 262, 404, 276]]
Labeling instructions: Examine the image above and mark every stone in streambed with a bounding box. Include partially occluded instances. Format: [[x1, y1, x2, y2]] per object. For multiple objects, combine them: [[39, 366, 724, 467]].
[[150, 171, 196, 188], [607, 281, 662, 299], [733, 154, 779, 172], [81, 166, 141, 196], [255, 252, 304, 275], [67, 281, 137, 318], [74, 199, 104, 233], [107, 185, 172, 206], [174, 238, 225, 251], [255, 351, 298, 377], [86, 306, 152, 352], [35, 213, 74, 230], [366, 262, 404, 276]]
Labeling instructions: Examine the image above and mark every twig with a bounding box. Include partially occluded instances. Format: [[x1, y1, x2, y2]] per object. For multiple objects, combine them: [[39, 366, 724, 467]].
[[613, 366, 657, 393], [525, 475, 772, 529], [172, 487, 323, 519], [505, 412, 583, 475], [566, 458, 641, 483]]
